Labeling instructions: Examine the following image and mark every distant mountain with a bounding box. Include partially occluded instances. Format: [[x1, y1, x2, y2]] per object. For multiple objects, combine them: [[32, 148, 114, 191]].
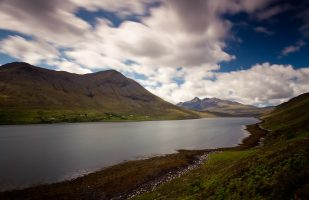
[[0, 62, 201, 124], [177, 97, 272, 117]]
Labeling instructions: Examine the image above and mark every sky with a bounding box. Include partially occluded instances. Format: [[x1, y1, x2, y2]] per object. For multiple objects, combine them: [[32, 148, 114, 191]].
[[0, 0, 308, 106]]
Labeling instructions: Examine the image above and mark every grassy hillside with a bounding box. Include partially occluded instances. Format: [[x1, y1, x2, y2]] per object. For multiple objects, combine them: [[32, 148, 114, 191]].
[[135, 93, 309, 200], [0, 62, 201, 124], [262, 92, 309, 140]]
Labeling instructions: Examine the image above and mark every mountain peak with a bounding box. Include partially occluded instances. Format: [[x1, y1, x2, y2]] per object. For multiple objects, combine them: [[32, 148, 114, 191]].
[[1, 62, 32, 69], [191, 97, 201, 102], [94, 69, 121, 75], [0, 62, 56, 77], [87, 69, 128, 82], [177, 96, 268, 116]]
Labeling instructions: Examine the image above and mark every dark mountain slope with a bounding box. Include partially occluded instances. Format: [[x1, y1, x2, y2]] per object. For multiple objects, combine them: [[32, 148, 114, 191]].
[[0, 62, 200, 124], [262, 92, 309, 139]]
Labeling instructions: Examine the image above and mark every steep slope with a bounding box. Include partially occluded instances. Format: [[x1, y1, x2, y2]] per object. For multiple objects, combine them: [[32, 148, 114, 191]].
[[262, 92, 309, 140], [177, 97, 272, 116], [136, 93, 309, 200], [0, 62, 199, 124]]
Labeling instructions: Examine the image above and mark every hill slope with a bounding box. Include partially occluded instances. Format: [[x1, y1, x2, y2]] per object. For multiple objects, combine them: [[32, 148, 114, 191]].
[[177, 97, 272, 116], [136, 93, 309, 200], [262, 92, 309, 137], [0, 62, 200, 124]]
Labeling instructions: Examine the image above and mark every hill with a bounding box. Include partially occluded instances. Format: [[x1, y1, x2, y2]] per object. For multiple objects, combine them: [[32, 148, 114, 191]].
[[262, 92, 309, 136], [177, 97, 273, 116], [136, 92, 309, 199], [0, 62, 201, 124]]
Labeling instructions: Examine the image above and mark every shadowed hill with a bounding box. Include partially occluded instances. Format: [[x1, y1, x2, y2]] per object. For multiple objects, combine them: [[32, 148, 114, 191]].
[[262, 92, 309, 140], [0, 62, 201, 124]]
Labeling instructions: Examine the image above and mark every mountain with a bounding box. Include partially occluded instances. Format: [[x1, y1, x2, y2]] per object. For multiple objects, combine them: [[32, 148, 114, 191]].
[[177, 97, 272, 116], [0, 62, 201, 124]]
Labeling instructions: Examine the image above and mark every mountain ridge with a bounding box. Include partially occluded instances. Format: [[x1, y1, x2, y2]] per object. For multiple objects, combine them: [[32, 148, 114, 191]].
[[0, 62, 203, 124], [177, 96, 272, 117]]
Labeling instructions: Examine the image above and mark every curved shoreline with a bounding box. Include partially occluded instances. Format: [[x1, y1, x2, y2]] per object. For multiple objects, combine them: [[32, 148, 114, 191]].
[[116, 151, 219, 200], [0, 121, 268, 200], [121, 122, 269, 199]]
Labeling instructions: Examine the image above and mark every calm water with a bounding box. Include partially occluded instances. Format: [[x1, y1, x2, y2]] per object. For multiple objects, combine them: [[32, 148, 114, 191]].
[[0, 117, 258, 191]]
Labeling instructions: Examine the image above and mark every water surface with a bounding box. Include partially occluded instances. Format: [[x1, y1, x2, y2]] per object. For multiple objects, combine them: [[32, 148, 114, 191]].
[[0, 117, 258, 191]]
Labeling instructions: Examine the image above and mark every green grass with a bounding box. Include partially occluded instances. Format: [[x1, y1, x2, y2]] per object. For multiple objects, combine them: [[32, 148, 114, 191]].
[[0, 108, 198, 125], [135, 137, 308, 200]]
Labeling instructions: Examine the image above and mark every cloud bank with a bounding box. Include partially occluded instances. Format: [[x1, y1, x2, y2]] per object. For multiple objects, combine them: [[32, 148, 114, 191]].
[[151, 63, 309, 106]]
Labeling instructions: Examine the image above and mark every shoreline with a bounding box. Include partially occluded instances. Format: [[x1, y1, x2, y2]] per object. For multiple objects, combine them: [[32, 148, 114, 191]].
[[0, 115, 257, 126], [0, 121, 268, 200], [117, 151, 219, 200], [0, 116, 202, 126]]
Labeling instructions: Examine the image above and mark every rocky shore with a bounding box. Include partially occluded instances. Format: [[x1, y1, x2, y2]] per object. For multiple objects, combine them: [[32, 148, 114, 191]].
[[116, 152, 219, 199]]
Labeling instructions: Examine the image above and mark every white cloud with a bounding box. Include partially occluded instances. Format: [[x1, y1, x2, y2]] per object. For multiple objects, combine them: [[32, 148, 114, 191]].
[[62, 0, 273, 72], [53, 60, 92, 74], [0, 36, 59, 64], [281, 40, 306, 57], [69, 0, 150, 16], [0, 0, 91, 45], [146, 63, 309, 106], [0, 0, 273, 70], [0, 0, 153, 46]]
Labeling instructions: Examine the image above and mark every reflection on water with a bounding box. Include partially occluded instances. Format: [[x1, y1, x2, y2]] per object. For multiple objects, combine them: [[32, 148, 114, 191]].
[[0, 117, 258, 191]]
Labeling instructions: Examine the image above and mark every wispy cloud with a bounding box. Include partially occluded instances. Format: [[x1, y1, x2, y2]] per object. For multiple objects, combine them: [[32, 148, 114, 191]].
[[0, 36, 59, 64], [298, 9, 309, 37], [255, 4, 289, 20], [254, 26, 274, 35], [280, 40, 306, 57]]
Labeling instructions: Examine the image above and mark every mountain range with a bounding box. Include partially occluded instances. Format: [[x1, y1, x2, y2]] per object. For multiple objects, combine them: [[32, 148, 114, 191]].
[[177, 97, 272, 117], [0, 62, 205, 124]]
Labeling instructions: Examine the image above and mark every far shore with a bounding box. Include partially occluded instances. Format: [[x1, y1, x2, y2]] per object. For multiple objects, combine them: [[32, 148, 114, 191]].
[[0, 121, 268, 200], [0, 115, 258, 126]]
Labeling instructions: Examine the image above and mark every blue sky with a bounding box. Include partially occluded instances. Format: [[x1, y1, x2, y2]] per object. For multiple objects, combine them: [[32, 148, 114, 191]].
[[221, 9, 309, 71], [0, 0, 308, 106]]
